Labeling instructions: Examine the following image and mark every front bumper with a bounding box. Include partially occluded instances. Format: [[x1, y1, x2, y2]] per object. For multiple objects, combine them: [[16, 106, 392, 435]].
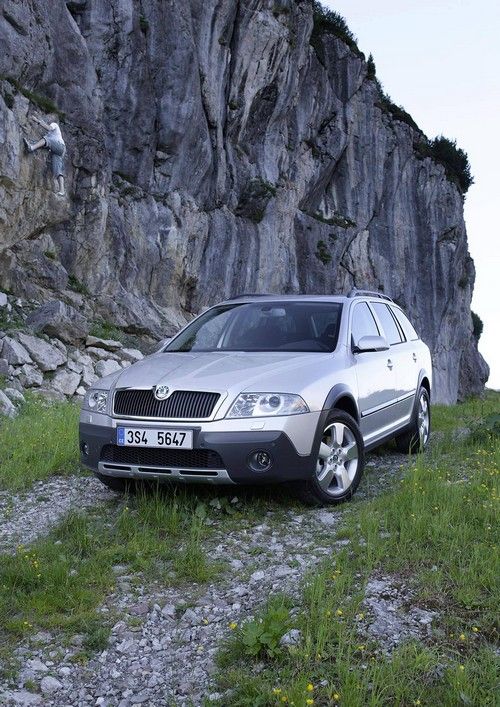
[[79, 410, 322, 485]]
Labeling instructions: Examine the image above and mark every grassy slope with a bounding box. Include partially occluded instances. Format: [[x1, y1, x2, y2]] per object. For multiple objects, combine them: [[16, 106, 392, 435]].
[[215, 393, 500, 706], [0, 397, 81, 491]]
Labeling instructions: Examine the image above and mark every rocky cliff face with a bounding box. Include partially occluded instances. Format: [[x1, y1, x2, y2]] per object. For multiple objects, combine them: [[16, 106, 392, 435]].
[[0, 0, 488, 403]]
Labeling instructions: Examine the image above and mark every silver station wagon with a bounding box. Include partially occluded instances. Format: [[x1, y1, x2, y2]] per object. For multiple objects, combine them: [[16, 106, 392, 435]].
[[79, 291, 432, 505]]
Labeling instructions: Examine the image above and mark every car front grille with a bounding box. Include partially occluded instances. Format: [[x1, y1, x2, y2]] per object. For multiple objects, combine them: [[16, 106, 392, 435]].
[[100, 444, 224, 469], [113, 388, 221, 419]]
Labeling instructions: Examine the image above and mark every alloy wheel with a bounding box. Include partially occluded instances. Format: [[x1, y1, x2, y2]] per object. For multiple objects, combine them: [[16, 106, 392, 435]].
[[417, 392, 430, 448], [315, 421, 359, 496]]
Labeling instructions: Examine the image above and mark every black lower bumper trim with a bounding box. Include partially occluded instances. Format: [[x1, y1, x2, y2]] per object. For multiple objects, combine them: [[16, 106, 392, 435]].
[[79, 422, 316, 484]]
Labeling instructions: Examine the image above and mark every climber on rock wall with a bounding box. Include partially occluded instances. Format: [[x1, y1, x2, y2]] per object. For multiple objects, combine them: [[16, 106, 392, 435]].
[[23, 116, 66, 197]]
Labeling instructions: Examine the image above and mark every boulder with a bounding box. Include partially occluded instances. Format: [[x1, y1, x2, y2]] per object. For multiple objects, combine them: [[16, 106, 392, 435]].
[[7, 378, 23, 392], [1, 337, 32, 366], [26, 301, 89, 344], [4, 388, 25, 404], [17, 333, 67, 372], [120, 348, 144, 362], [95, 359, 121, 378], [0, 358, 9, 376], [50, 370, 81, 396], [81, 365, 98, 387], [0, 292, 7, 307], [85, 335, 123, 351], [70, 350, 93, 367], [33, 388, 66, 402], [16, 364, 43, 388], [51, 339, 68, 356], [86, 346, 120, 361], [67, 359, 83, 373], [40, 676, 63, 695], [0, 389, 16, 417]]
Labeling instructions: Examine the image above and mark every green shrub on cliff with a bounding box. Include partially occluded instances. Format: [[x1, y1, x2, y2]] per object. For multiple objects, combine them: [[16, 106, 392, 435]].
[[366, 53, 376, 79], [472, 311, 483, 340], [310, 2, 362, 58], [417, 136, 474, 194]]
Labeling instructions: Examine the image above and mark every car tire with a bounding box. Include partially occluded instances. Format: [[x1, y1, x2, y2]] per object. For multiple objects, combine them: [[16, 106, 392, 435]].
[[395, 386, 431, 454], [94, 472, 138, 494], [294, 409, 365, 506]]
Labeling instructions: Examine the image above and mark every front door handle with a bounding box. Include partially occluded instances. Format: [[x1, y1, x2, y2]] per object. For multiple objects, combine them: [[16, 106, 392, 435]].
[[412, 352, 417, 362], [387, 359, 393, 370]]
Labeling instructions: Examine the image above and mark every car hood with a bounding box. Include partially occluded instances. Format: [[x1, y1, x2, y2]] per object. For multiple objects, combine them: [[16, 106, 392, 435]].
[[109, 350, 333, 397]]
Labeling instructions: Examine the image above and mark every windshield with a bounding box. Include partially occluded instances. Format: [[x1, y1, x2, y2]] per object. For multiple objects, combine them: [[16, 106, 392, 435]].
[[164, 301, 343, 353]]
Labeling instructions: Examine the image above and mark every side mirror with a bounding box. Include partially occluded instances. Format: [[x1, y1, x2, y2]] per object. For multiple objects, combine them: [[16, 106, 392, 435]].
[[353, 335, 389, 353]]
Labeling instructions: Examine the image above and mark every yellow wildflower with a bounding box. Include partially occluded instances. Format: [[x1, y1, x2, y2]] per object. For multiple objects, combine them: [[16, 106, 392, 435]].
[[306, 683, 314, 692], [459, 633, 466, 641], [228, 621, 237, 630]]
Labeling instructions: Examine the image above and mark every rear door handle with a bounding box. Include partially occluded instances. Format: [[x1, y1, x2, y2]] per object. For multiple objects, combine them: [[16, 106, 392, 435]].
[[412, 352, 417, 362], [387, 359, 393, 370]]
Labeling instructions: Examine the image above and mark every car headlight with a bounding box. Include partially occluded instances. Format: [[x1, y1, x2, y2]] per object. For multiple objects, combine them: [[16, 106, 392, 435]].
[[84, 389, 109, 413], [226, 393, 309, 418]]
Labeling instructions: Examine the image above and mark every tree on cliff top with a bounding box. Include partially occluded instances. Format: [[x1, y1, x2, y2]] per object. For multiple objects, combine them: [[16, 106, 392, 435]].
[[311, 1, 362, 57]]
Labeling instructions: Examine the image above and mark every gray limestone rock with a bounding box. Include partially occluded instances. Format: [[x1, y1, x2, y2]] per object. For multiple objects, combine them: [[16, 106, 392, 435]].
[[16, 364, 43, 388], [120, 348, 144, 362], [1, 337, 32, 366], [0, 389, 16, 417], [86, 335, 123, 351], [40, 676, 63, 695], [17, 332, 67, 371], [3, 387, 25, 404], [26, 301, 89, 344], [0, 358, 9, 376], [95, 359, 122, 377], [50, 369, 81, 396]]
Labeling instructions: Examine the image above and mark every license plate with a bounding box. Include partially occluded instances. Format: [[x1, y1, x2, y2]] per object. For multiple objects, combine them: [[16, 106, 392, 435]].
[[117, 427, 193, 449]]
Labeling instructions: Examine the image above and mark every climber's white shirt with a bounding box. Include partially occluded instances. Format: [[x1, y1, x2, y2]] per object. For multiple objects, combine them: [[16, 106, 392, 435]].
[[47, 123, 64, 145]]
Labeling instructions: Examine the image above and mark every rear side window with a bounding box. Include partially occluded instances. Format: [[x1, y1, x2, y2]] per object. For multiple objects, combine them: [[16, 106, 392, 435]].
[[351, 303, 379, 346], [392, 307, 419, 341], [372, 303, 403, 345]]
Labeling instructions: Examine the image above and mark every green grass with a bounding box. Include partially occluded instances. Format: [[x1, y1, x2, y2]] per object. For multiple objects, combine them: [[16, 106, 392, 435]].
[[431, 390, 499, 436], [0, 397, 81, 491], [68, 274, 90, 296], [0, 75, 65, 118], [214, 392, 500, 706], [0, 490, 221, 647], [89, 321, 126, 342]]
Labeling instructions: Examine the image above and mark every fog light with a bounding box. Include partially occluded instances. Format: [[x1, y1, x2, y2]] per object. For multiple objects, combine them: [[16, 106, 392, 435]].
[[81, 442, 89, 456], [248, 450, 272, 472]]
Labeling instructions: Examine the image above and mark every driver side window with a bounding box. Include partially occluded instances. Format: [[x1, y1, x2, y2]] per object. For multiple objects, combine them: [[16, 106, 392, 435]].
[[351, 303, 379, 348]]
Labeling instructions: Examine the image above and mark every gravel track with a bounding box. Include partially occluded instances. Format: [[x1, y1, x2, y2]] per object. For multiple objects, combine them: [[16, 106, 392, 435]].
[[0, 452, 409, 706], [0, 476, 114, 554]]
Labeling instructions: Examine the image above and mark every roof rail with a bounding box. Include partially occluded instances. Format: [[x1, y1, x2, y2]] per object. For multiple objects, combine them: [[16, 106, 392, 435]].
[[347, 288, 394, 302], [227, 293, 275, 300]]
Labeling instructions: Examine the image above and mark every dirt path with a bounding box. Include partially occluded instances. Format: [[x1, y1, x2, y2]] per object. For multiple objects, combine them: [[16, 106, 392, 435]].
[[0, 476, 114, 555], [0, 452, 408, 706]]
